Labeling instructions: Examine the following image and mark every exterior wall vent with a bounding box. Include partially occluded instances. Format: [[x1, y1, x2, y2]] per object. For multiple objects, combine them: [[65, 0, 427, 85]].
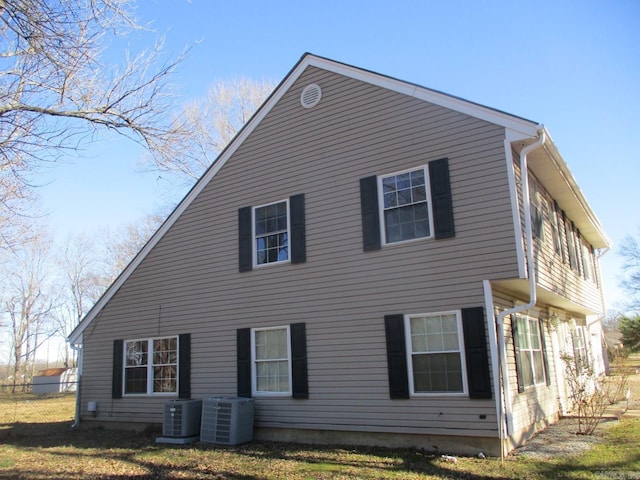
[[300, 83, 322, 109]]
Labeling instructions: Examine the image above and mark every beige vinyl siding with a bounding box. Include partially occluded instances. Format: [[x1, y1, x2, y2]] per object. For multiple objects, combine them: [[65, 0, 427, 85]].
[[80, 66, 522, 438], [511, 157, 603, 313], [491, 289, 560, 438]]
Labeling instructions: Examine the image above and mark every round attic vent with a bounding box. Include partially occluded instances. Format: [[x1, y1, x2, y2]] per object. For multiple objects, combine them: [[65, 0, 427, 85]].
[[300, 83, 322, 109]]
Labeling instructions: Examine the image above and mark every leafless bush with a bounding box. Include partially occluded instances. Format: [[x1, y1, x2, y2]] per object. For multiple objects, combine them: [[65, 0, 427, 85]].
[[561, 354, 627, 435]]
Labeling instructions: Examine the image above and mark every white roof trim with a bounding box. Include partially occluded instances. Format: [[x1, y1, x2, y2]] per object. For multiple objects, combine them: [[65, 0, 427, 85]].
[[66, 53, 582, 344], [303, 55, 540, 137]]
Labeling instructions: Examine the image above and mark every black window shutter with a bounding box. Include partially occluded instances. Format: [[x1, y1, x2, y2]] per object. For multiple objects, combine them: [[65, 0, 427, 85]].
[[289, 194, 306, 264], [538, 319, 552, 386], [384, 314, 409, 399], [461, 307, 492, 399], [576, 229, 585, 278], [237, 328, 252, 398], [238, 207, 253, 272], [555, 201, 567, 264], [511, 317, 525, 393], [290, 323, 309, 399], [112, 339, 123, 399], [178, 334, 191, 399], [360, 176, 381, 251], [428, 158, 455, 239]]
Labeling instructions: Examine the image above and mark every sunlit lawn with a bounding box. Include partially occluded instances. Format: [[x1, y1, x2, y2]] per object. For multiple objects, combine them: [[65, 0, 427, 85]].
[[0, 392, 75, 424], [0, 416, 637, 479], [0, 358, 638, 479]]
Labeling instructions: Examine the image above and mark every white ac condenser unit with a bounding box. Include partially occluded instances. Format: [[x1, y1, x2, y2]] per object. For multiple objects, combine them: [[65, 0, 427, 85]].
[[162, 399, 203, 438], [200, 397, 254, 445]]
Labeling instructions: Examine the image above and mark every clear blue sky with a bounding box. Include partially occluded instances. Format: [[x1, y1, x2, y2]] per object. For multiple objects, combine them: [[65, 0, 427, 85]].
[[39, 0, 639, 311]]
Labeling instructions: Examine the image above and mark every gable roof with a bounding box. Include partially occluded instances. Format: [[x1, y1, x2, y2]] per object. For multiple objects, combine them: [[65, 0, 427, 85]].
[[68, 53, 609, 344]]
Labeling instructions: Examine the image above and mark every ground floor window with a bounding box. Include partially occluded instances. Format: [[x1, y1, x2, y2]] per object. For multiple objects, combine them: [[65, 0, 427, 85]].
[[124, 336, 177, 395], [514, 316, 546, 388], [406, 311, 466, 394], [252, 326, 291, 395], [572, 325, 589, 371]]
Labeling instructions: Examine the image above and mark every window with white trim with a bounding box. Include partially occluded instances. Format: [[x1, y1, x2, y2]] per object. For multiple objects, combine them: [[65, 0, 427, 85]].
[[380, 167, 433, 244], [581, 243, 594, 282], [124, 337, 177, 395], [551, 204, 563, 258], [251, 326, 291, 395], [572, 325, 589, 370], [406, 311, 466, 394], [530, 178, 544, 240], [254, 200, 289, 266], [514, 316, 546, 387]]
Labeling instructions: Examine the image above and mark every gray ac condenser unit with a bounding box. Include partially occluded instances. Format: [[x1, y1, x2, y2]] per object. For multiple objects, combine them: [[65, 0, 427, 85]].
[[200, 397, 254, 445], [162, 399, 202, 438]]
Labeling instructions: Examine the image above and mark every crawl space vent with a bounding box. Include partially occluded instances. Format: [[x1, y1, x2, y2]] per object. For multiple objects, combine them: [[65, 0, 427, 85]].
[[300, 83, 322, 108]]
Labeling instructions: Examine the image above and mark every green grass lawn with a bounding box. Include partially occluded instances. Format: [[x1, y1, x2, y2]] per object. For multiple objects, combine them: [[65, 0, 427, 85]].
[[0, 418, 638, 479]]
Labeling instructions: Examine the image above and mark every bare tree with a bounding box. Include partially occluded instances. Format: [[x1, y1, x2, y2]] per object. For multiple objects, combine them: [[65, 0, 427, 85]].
[[620, 228, 640, 313], [54, 233, 110, 367], [152, 77, 274, 185], [0, 0, 187, 250], [102, 212, 165, 280], [2, 235, 57, 392]]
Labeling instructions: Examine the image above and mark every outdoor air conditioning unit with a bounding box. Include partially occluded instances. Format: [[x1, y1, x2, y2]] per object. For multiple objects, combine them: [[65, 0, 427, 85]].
[[156, 399, 202, 444], [200, 397, 254, 445]]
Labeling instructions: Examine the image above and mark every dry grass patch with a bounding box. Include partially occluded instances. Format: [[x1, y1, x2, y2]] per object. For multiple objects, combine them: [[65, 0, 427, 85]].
[[1, 360, 639, 479], [2, 421, 639, 480], [0, 392, 75, 424]]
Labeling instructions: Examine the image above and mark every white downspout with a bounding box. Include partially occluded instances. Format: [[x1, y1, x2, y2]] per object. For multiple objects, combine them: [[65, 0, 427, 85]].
[[495, 128, 546, 454], [70, 341, 83, 428]]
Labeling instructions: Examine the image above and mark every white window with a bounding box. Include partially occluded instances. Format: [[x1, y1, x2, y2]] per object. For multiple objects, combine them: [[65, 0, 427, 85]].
[[405, 311, 467, 395], [514, 316, 546, 387], [254, 200, 289, 266], [124, 337, 177, 395], [530, 178, 545, 240], [251, 326, 292, 396], [551, 204, 563, 258], [572, 325, 589, 370], [379, 166, 433, 244], [581, 243, 594, 282]]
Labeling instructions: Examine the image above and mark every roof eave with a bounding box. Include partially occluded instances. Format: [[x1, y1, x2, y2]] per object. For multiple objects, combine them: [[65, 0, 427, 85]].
[[509, 126, 610, 250]]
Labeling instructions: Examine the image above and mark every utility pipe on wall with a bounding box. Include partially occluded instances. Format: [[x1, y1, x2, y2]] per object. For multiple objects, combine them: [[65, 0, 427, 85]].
[[70, 341, 83, 429], [495, 128, 546, 452]]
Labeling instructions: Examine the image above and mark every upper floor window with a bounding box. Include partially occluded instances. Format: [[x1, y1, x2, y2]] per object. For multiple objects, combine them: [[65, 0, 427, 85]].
[[380, 167, 433, 244], [581, 243, 594, 282], [359, 158, 454, 251], [238, 194, 306, 272], [124, 336, 177, 395], [254, 200, 289, 265], [530, 178, 545, 240], [551, 203, 564, 259]]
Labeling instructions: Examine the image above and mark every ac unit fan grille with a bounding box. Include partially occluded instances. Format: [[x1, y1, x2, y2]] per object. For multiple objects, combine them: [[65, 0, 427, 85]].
[[200, 397, 254, 445]]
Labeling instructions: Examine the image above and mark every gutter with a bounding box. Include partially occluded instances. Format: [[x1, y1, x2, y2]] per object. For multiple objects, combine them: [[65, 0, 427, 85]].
[[70, 341, 83, 429], [493, 128, 546, 456]]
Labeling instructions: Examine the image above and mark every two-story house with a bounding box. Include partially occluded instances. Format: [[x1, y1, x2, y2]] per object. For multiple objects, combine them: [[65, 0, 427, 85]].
[[68, 53, 610, 456]]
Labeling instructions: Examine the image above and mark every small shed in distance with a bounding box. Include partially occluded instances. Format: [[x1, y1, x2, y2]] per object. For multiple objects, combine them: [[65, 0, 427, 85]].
[[32, 368, 77, 394]]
